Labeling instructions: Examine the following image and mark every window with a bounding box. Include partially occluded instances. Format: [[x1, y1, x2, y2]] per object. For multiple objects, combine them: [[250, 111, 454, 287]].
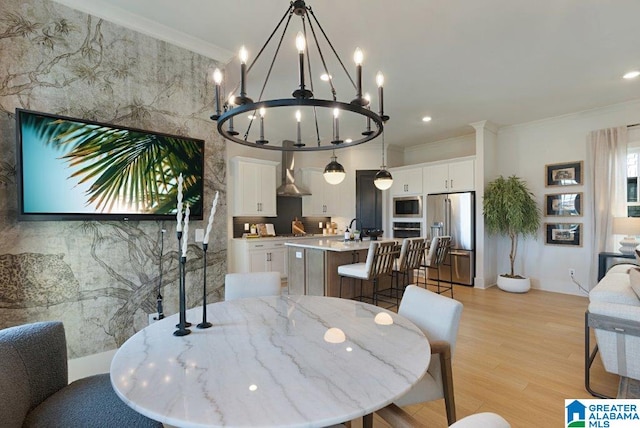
[[628, 148, 640, 216]]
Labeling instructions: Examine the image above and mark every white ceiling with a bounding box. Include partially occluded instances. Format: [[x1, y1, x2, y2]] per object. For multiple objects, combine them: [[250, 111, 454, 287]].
[[54, 0, 640, 149]]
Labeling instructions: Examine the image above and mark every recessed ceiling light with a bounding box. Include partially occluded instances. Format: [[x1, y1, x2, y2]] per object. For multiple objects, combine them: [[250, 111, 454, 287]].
[[247, 114, 256, 120], [320, 73, 332, 81], [345, 138, 353, 143], [422, 116, 432, 122], [623, 71, 640, 79]]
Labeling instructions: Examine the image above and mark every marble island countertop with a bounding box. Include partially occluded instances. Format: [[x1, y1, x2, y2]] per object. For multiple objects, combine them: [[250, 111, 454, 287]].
[[285, 238, 395, 252], [233, 234, 344, 241]]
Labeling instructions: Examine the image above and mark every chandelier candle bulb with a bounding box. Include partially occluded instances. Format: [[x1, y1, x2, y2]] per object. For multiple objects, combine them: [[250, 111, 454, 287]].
[[376, 71, 387, 121], [354, 48, 363, 99], [182, 204, 190, 257], [239, 46, 248, 99], [296, 32, 306, 90], [176, 173, 183, 232], [212, 68, 222, 118], [203, 191, 219, 245], [257, 107, 268, 144]]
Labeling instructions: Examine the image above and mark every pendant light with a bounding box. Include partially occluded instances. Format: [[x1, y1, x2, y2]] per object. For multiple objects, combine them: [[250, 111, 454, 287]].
[[374, 130, 393, 190], [324, 151, 346, 185]]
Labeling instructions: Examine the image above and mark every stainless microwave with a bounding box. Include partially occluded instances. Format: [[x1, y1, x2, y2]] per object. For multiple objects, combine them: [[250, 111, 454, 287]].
[[393, 196, 422, 218]]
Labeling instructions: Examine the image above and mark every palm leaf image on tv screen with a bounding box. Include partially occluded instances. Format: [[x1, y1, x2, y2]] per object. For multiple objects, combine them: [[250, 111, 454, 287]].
[[20, 112, 203, 216]]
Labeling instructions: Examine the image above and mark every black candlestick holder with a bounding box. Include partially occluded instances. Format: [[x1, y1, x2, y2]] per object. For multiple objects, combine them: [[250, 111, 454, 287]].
[[175, 231, 192, 329], [197, 243, 212, 329], [174, 255, 191, 336]]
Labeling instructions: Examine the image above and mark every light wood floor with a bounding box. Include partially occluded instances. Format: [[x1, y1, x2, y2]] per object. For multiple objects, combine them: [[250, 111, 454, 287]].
[[352, 283, 620, 427]]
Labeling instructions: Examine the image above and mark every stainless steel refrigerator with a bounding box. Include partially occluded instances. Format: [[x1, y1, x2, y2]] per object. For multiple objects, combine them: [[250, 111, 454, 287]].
[[425, 191, 475, 286]]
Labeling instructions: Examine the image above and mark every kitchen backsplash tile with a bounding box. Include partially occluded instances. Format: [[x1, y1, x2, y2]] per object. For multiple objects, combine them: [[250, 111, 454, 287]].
[[232, 216, 331, 238]]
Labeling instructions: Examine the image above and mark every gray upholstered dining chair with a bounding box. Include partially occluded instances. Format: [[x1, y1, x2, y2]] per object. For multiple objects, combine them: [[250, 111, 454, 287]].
[[224, 271, 282, 300], [393, 285, 463, 425], [0, 321, 162, 428]]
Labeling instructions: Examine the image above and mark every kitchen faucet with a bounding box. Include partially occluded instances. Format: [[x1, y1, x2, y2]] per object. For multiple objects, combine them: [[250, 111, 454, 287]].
[[348, 218, 362, 241]]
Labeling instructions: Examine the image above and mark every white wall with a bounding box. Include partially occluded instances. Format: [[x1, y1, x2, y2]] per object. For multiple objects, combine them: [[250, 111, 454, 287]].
[[68, 349, 116, 383], [494, 99, 640, 295], [403, 134, 476, 165]]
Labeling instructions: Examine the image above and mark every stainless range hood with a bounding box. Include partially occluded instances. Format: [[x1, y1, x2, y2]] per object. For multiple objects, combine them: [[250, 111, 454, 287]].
[[276, 140, 311, 197]]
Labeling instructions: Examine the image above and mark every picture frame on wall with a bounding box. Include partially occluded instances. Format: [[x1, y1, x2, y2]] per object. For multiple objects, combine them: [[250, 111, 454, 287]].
[[545, 222, 582, 246], [545, 192, 582, 216], [545, 161, 583, 187]]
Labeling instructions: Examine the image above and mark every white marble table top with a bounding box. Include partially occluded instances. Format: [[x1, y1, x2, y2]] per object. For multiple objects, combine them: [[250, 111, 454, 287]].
[[111, 295, 430, 428]]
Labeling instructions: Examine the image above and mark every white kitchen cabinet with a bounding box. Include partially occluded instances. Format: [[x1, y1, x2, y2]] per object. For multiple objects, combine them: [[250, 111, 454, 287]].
[[301, 168, 346, 216], [234, 239, 288, 279], [423, 159, 474, 194], [231, 157, 279, 216], [389, 167, 423, 195]]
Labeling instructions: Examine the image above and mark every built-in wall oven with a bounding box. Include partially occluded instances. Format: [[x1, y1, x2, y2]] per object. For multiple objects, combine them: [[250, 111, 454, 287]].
[[393, 196, 422, 218], [392, 221, 422, 239]]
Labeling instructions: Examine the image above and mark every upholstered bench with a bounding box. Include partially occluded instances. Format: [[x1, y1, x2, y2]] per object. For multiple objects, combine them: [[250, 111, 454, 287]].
[[0, 321, 162, 428]]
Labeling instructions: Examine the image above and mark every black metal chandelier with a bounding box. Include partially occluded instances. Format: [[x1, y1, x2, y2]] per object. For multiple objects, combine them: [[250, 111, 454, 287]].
[[210, 0, 389, 152]]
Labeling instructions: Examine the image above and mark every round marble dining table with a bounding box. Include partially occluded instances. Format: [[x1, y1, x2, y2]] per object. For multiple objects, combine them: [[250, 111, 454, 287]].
[[110, 295, 430, 428]]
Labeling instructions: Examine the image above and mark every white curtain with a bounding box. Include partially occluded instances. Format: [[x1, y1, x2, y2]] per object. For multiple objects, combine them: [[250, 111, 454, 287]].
[[587, 126, 627, 287]]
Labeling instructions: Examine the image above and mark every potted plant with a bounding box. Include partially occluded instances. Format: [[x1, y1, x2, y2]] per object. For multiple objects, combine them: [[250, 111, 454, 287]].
[[483, 175, 541, 292]]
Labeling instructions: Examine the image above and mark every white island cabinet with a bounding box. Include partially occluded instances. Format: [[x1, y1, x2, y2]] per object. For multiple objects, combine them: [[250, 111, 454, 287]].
[[232, 238, 288, 279], [231, 157, 279, 216]]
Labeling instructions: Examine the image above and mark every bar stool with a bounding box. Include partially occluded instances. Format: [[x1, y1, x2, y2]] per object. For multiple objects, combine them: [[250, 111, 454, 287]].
[[338, 241, 400, 304], [383, 237, 428, 307], [421, 235, 453, 297]]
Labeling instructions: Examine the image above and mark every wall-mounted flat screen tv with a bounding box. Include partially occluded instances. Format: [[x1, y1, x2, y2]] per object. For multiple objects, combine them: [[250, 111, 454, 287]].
[[16, 108, 204, 221]]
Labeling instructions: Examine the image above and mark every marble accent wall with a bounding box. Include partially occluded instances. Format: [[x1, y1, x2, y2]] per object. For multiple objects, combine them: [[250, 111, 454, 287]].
[[0, 0, 227, 357]]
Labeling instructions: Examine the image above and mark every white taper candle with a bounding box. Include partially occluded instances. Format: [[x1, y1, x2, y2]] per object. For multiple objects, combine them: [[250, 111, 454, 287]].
[[176, 174, 184, 232], [203, 191, 219, 245], [182, 204, 190, 257]]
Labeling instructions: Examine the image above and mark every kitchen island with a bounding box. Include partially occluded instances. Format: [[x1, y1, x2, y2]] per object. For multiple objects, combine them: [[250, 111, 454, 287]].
[[230, 234, 343, 280], [285, 238, 397, 298]]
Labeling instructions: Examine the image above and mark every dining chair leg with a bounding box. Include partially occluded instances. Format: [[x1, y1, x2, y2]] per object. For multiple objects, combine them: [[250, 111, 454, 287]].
[[440, 344, 456, 425], [359, 279, 364, 302]]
